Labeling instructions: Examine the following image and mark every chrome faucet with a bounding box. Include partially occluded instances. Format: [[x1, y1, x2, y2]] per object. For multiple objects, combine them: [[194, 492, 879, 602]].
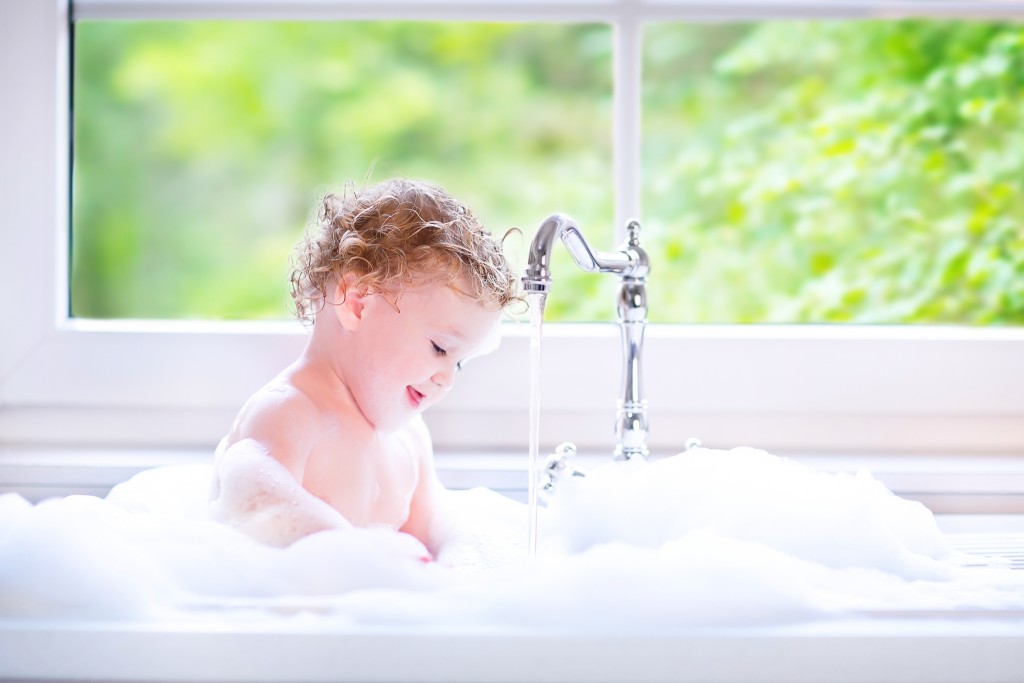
[[522, 214, 650, 460]]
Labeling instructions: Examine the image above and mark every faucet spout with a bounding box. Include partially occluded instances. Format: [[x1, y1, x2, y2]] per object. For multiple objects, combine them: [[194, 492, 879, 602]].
[[521, 214, 574, 294], [522, 214, 651, 461], [522, 214, 649, 293]]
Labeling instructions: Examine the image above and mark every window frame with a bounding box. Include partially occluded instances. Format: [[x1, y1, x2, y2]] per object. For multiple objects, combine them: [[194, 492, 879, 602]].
[[1, 0, 1023, 458]]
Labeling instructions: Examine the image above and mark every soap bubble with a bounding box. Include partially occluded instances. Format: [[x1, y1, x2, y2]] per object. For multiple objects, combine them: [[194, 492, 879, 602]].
[[1, 447, 1022, 627]]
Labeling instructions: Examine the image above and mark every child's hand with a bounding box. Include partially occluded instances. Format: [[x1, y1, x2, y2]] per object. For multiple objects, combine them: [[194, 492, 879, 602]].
[[396, 531, 434, 564]]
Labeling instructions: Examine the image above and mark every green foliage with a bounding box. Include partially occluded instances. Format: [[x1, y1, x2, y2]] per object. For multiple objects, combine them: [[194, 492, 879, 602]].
[[643, 20, 1024, 324], [73, 19, 1024, 325], [72, 21, 613, 320]]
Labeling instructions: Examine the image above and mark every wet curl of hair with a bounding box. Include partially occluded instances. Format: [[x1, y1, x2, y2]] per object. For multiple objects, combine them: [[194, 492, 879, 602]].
[[290, 178, 522, 323]]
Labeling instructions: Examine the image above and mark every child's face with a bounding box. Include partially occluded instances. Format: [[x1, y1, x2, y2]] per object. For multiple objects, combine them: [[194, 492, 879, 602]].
[[341, 279, 502, 432]]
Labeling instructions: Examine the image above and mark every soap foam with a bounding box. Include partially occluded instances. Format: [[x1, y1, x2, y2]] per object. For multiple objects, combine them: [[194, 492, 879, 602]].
[[547, 448, 954, 579], [1, 447, 1022, 627]]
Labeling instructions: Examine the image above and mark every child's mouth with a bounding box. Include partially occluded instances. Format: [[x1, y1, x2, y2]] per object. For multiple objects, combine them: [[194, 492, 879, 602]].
[[407, 386, 424, 408]]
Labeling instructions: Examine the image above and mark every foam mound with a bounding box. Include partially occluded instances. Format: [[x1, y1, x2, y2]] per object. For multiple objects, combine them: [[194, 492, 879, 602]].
[[1, 447, 1022, 628]]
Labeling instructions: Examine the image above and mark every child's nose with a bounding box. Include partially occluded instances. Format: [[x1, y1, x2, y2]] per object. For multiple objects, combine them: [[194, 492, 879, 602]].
[[431, 366, 455, 390]]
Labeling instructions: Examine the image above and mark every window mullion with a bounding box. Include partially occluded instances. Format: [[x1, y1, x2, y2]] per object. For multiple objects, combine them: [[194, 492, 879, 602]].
[[613, 10, 642, 238]]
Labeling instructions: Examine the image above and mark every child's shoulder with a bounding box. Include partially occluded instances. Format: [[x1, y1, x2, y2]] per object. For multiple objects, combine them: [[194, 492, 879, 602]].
[[240, 376, 325, 432], [223, 377, 328, 471]]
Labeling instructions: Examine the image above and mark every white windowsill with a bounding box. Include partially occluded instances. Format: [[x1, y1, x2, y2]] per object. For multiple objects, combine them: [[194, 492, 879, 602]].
[[3, 446, 1023, 514]]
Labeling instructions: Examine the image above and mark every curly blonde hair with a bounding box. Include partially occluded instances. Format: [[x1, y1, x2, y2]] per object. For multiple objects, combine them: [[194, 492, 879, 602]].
[[290, 178, 520, 323]]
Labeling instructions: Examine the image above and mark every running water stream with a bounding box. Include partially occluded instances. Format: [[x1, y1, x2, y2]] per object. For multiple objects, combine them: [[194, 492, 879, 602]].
[[526, 291, 547, 556]]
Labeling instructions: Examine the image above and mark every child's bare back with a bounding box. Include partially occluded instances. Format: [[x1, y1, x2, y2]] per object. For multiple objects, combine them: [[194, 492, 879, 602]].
[[209, 179, 519, 555]]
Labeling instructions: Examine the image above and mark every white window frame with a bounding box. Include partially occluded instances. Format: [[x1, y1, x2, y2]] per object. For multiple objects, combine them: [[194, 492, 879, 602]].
[[1, 0, 1023, 459]]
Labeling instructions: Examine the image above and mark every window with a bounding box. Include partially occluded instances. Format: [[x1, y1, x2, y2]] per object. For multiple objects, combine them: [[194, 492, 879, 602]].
[[71, 15, 1024, 326], [71, 20, 614, 322], [2, 1, 1022, 458], [643, 19, 1024, 325]]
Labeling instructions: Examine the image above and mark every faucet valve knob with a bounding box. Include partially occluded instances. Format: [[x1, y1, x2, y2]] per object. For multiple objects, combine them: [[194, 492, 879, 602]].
[[540, 442, 587, 499], [626, 219, 642, 247]]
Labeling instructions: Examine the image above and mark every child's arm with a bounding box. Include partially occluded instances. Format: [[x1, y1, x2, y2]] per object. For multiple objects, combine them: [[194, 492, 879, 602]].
[[399, 417, 449, 558], [209, 390, 352, 547]]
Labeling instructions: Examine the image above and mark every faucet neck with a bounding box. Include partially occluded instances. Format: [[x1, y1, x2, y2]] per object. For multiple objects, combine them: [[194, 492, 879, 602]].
[[522, 214, 577, 293]]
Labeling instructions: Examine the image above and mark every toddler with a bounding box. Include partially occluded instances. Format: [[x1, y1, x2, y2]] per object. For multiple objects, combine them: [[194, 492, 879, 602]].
[[210, 179, 520, 554]]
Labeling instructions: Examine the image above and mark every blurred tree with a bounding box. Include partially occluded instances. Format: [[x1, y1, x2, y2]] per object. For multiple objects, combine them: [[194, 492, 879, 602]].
[[73, 19, 1023, 325], [72, 21, 614, 321], [643, 20, 1024, 324]]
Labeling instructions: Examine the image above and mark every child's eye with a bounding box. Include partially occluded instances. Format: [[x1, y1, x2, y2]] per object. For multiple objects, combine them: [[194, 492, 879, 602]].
[[433, 341, 464, 372]]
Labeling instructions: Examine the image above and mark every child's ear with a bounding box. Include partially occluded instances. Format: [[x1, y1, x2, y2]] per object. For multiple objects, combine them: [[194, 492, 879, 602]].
[[333, 275, 365, 331]]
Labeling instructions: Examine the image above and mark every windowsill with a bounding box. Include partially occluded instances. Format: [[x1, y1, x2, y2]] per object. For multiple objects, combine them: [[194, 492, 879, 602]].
[[2, 445, 1023, 514]]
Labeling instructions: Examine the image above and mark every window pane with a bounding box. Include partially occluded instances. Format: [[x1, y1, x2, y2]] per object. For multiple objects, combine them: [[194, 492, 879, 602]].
[[642, 20, 1024, 324], [72, 21, 613, 321]]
